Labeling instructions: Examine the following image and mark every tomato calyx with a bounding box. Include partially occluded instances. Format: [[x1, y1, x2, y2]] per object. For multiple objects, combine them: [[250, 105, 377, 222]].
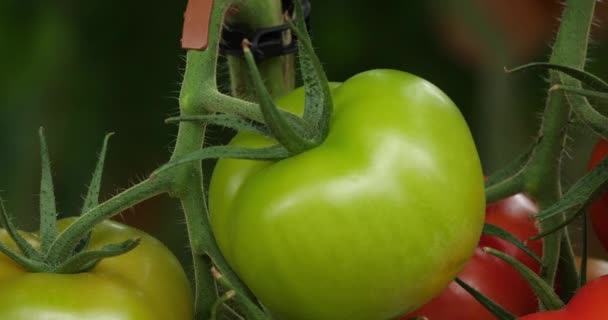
[[155, 0, 333, 175], [0, 129, 140, 274]]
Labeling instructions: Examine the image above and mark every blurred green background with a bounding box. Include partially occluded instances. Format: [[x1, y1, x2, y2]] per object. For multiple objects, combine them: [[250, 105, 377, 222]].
[[2, 0, 608, 264]]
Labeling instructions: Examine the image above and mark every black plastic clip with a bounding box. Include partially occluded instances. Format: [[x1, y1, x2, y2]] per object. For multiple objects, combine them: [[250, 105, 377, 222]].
[[220, 0, 312, 61]]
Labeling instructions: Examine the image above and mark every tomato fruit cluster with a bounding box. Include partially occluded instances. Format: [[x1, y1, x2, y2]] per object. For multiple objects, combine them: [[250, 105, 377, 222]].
[[405, 193, 541, 319], [0, 219, 193, 320], [209, 69, 485, 320]]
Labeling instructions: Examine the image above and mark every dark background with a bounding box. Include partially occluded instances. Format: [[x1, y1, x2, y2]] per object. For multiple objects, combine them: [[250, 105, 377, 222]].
[[1, 0, 607, 263]]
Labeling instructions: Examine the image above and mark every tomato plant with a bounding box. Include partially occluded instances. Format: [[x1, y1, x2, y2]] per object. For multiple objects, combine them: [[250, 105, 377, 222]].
[[517, 275, 608, 320], [588, 139, 608, 251], [405, 193, 541, 319], [0, 219, 193, 320], [208, 69, 485, 320]]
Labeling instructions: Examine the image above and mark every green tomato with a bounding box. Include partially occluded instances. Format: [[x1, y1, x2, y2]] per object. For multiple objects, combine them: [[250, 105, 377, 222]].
[[209, 69, 485, 320], [0, 219, 193, 320]]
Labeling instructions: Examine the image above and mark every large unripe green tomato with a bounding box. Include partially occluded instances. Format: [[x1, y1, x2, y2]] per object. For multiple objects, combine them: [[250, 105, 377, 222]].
[[209, 69, 485, 320], [0, 219, 193, 320]]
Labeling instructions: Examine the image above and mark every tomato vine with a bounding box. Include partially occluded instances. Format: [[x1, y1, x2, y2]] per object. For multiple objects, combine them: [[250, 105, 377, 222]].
[[1, 0, 607, 319]]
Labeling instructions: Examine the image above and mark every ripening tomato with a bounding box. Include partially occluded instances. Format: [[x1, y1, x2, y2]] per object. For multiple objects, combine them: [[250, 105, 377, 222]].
[[517, 275, 608, 320], [0, 219, 193, 320], [209, 69, 485, 320], [405, 193, 541, 319]]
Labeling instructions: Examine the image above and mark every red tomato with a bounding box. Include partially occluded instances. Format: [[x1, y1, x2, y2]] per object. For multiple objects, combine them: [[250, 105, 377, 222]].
[[404, 193, 541, 319], [588, 139, 608, 252], [518, 275, 608, 320]]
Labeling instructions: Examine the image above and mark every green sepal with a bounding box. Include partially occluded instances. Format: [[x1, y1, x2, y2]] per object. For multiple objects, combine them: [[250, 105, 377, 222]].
[[484, 142, 535, 203], [0, 199, 41, 260], [454, 277, 516, 320], [287, 0, 334, 143], [243, 43, 316, 154], [506, 62, 608, 91], [534, 155, 608, 223], [484, 247, 565, 310], [485, 142, 534, 189], [0, 242, 47, 272], [165, 114, 272, 137], [82, 133, 113, 215], [482, 223, 543, 265], [53, 238, 140, 274], [551, 85, 608, 140], [76, 133, 114, 254], [38, 127, 58, 254], [153, 145, 290, 176], [532, 207, 583, 240]]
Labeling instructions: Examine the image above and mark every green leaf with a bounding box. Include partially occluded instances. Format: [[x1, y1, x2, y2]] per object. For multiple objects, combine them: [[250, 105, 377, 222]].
[[484, 247, 565, 310], [552, 85, 608, 100], [506, 62, 608, 91], [38, 127, 58, 254], [153, 145, 290, 176], [454, 278, 516, 320], [483, 223, 543, 265], [54, 238, 140, 273], [287, 0, 334, 143], [243, 41, 315, 154], [165, 114, 272, 137], [0, 199, 41, 260]]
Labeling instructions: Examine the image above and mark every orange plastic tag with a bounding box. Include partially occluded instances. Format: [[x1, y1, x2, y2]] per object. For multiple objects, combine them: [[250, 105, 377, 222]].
[[181, 0, 214, 50]]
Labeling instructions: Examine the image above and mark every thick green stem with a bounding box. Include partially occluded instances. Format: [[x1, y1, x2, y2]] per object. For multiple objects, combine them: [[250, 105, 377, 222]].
[[226, 0, 296, 100], [171, 1, 267, 318], [524, 0, 595, 297], [172, 4, 225, 318]]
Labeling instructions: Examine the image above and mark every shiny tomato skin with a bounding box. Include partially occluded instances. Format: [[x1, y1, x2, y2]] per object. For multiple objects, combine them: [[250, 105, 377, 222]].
[[209, 69, 485, 320], [405, 193, 541, 319], [0, 219, 193, 320], [518, 275, 608, 320], [588, 139, 608, 251]]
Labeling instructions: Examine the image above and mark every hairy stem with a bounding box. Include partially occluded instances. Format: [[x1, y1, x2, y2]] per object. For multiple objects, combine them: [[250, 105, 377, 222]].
[[524, 0, 595, 298], [47, 176, 171, 264]]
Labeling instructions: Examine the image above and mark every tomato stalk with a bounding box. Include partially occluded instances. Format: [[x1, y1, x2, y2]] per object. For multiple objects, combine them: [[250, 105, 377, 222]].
[[482, 0, 597, 312], [171, 1, 263, 318], [168, 0, 309, 318], [524, 0, 595, 300]]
